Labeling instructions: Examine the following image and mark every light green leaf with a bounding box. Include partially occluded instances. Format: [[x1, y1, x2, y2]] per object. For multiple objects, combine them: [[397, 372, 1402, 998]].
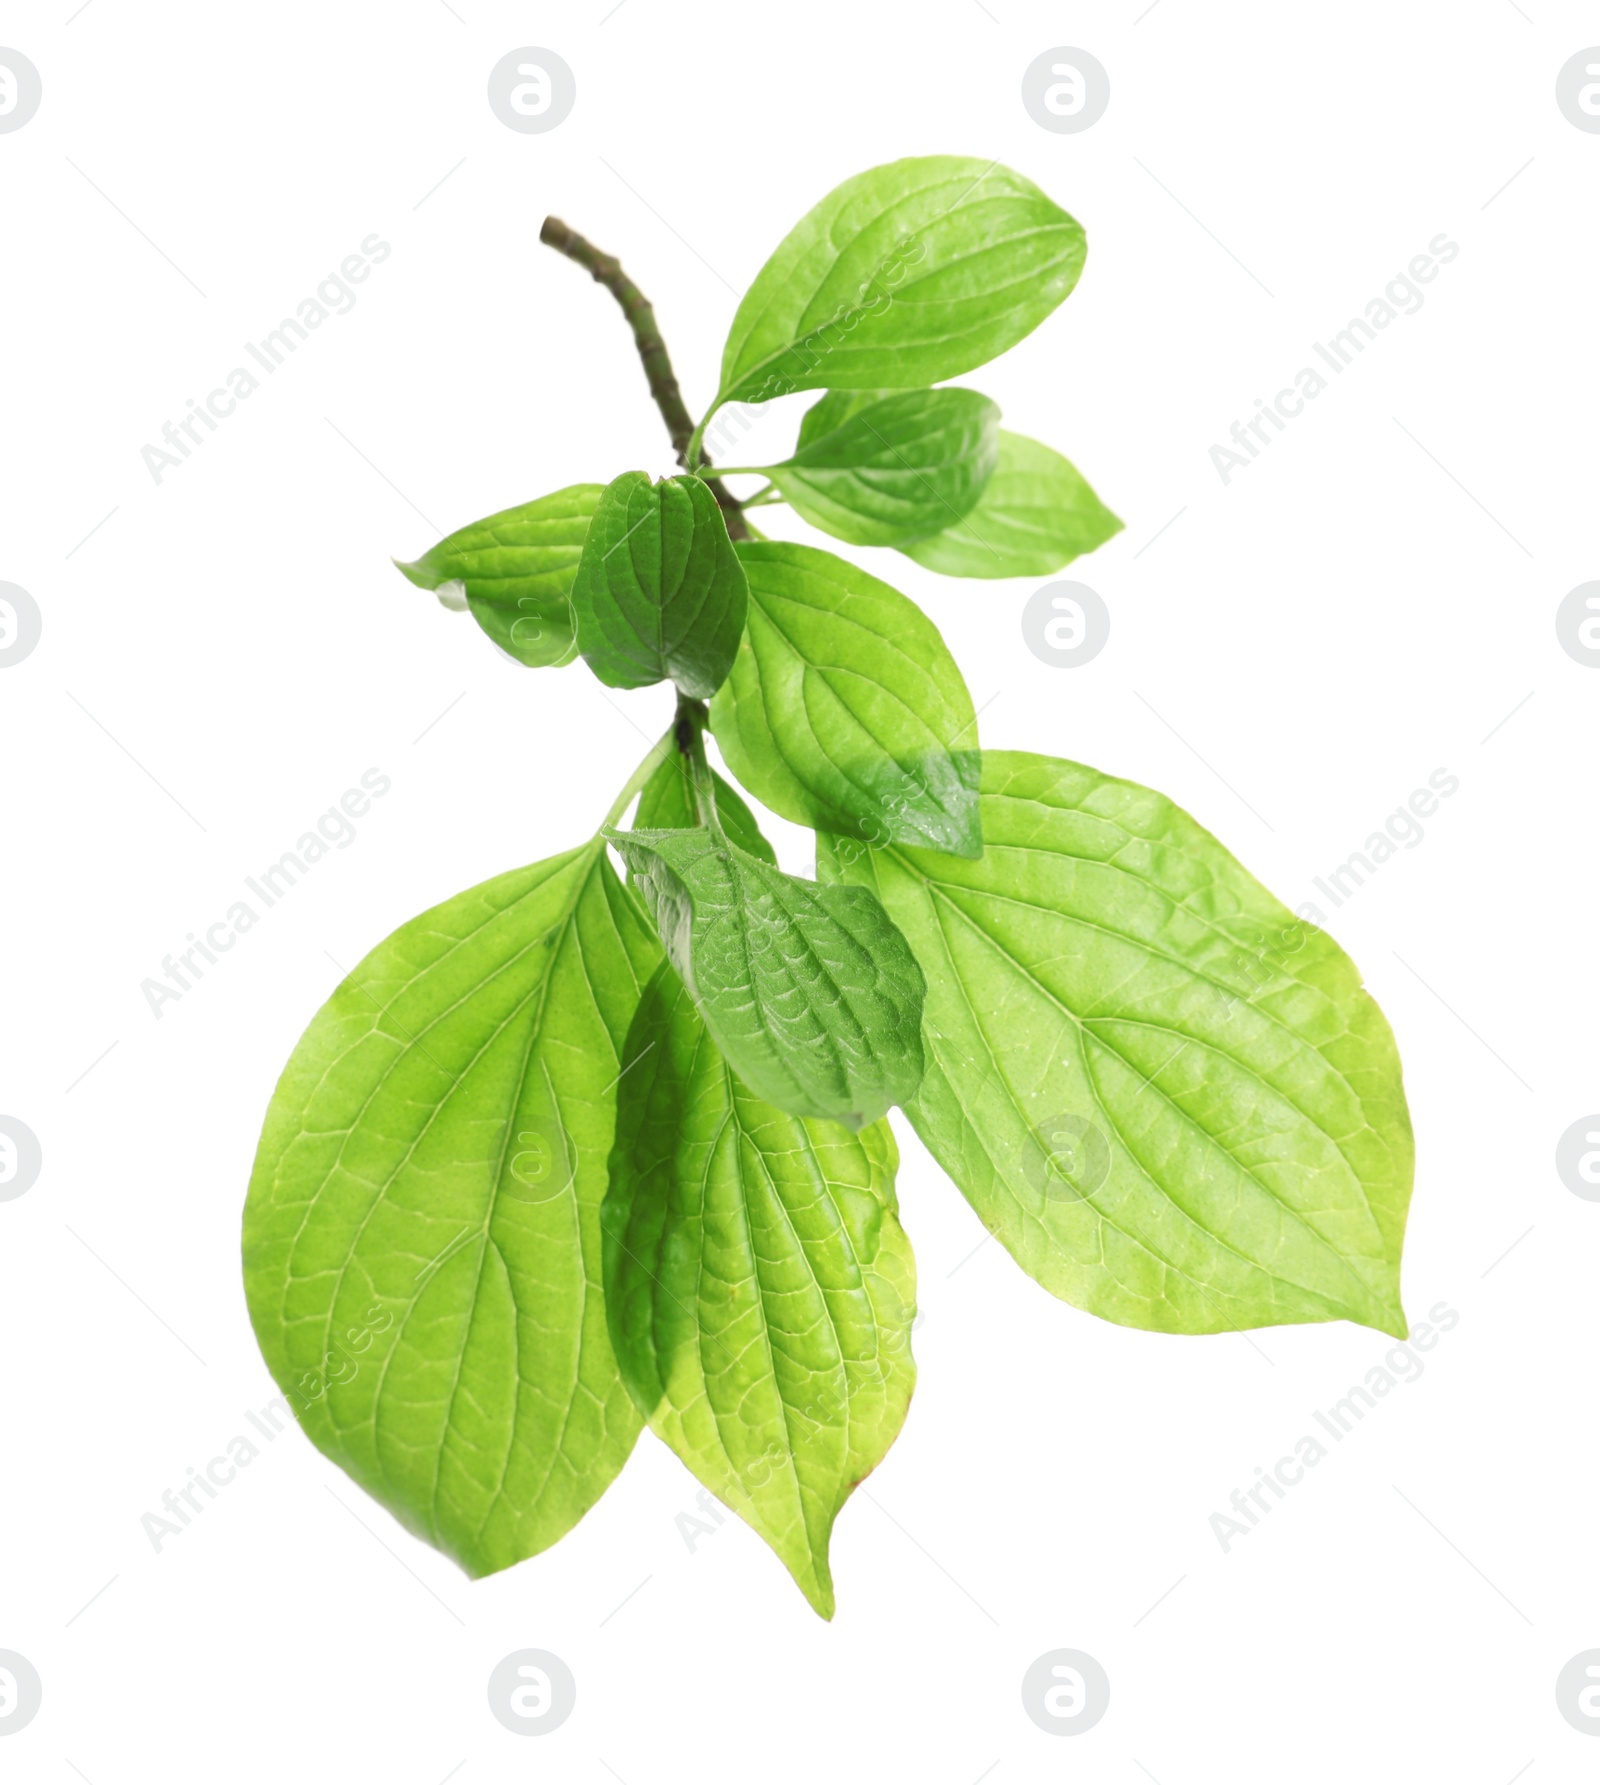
[[899, 432, 1122, 578], [242, 838, 660, 1576], [711, 541, 982, 857], [394, 484, 601, 667], [793, 390, 890, 435], [819, 752, 1413, 1337], [606, 825, 925, 1130], [715, 156, 1086, 409], [571, 471, 748, 697], [632, 748, 777, 866], [603, 964, 917, 1619], [761, 388, 1000, 547]]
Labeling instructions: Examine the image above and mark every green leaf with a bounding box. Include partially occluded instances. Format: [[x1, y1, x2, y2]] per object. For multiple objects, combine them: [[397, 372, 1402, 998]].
[[242, 837, 660, 1576], [633, 748, 778, 866], [899, 432, 1122, 579], [571, 471, 748, 697], [602, 964, 917, 1619], [818, 752, 1413, 1338], [715, 156, 1086, 409], [711, 541, 982, 857], [793, 390, 888, 437], [605, 825, 925, 1130], [760, 388, 1001, 547], [394, 484, 602, 668]]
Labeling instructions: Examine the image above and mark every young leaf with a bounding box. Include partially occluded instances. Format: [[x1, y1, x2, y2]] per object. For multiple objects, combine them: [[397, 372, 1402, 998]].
[[899, 431, 1122, 578], [242, 838, 660, 1577], [606, 825, 925, 1130], [710, 541, 982, 857], [819, 752, 1413, 1338], [571, 471, 748, 697], [715, 156, 1085, 409], [633, 747, 777, 865], [791, 389, 885, 433], [603, 965, 917, 1619], [761, 388, 1001, 548], [394, 484, 602, 667]]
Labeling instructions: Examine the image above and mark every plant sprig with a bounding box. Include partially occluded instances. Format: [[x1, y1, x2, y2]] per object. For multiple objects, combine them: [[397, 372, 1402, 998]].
[[245, 155, 1414, 1619]]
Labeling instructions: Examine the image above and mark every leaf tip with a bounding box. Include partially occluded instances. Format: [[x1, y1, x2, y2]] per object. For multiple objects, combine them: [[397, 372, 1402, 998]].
[[1374, 1301, 1410, 1341], [392, 554, 433, 591], [795, 1561, 837, 1621]]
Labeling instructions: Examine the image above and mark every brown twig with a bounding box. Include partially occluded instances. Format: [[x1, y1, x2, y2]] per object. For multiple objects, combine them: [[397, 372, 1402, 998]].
[[539, 215, 748, 540]]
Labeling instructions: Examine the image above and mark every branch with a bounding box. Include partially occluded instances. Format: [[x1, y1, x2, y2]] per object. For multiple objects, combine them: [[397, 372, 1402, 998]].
[[539, 215, 748, 541]]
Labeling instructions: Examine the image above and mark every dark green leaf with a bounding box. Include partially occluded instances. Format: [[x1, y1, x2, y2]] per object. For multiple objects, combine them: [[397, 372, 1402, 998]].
[[571, 472, 748, 697], [606, 825, 925, 1130], [632, 748, 778, 866], [242, 839, 660, 1575], [763, 388, 1000, 547], [819, 752, 1413, 1337], [394, 484, 602, 668], [715, 156, 1085, 408], [603, 964, 916, 1619], [710, 541, 982, 857], [899, 431, 1122, 578]]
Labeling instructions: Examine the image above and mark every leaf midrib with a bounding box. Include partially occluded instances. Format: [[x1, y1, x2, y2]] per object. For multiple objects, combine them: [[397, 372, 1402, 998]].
[[745, 580, 972, 822], [405, 852, 601, 1540], [722, 179, 1076, 400], [711, 855, 882, 1120], [294, 844, 610, 1541]]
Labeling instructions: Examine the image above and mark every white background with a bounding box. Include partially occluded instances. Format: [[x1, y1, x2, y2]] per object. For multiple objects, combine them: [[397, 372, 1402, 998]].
[[3, 2, 1596, 1779]]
